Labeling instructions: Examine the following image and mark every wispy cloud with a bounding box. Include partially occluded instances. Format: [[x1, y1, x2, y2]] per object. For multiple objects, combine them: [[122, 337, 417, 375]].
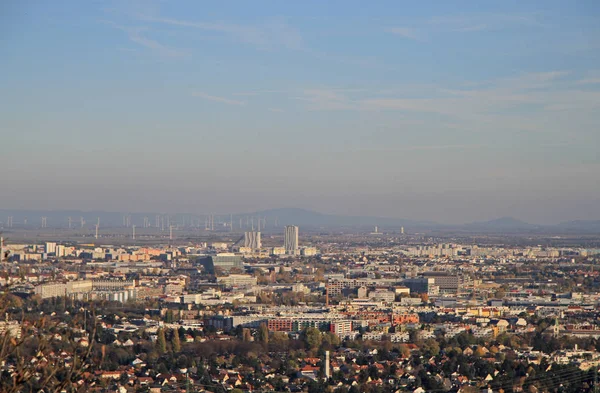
[[386, 27, 419, 40], [361, 144, 484, 152], [127, 27, 185, 57], [291, 70, 600, 137], [192, 92, 246, 106], [453, 24, 488, 32], [428, 12, 543, 32], [295, 89, 355, 111], [387, 12, 544, 40], [576, 78, 600, 86], [139, 15, 303, 50], [104, 21, 185, 57]]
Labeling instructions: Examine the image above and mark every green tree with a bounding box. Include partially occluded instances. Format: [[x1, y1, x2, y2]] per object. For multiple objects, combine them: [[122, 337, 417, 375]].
[[423, 338, 440, 357], [258, 323, 269, 344], [303, 327, 322, 350], [165, 310, 175, 323], [323, 332, 341, 347], [156, 328, 167, 354], [172, 329, 181, 352]]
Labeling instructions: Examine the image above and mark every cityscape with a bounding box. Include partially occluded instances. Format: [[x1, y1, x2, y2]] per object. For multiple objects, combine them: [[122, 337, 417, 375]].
[[2, 1, 600, 393], [1, 210, 600, 393]]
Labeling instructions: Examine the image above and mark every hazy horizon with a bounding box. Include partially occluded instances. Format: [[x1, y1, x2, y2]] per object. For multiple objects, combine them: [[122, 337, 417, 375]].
[[2, 1, 599, 225], [1, 206, 599, 227]]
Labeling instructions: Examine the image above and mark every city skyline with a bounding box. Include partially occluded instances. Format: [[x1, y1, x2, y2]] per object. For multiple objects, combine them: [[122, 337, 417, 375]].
[[1, 1, 600, 224]]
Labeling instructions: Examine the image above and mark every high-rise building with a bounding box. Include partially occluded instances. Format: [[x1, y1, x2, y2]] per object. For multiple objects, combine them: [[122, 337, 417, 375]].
[[284, 225, 299, 255], [244, 231, 261, 249], [45, 242, 57, 255]]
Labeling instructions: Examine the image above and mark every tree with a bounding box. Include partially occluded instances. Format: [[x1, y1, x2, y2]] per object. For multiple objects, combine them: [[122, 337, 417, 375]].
[[177, 354, 190, 369], [323, 332, 341, 347], [0, 292, 97, 393], [258, 323, 269, 344], [172, 329, 181, 352], [303, 327, 322, 351], [423, 338, 440, 357], [474, 346, 487, 357], [157, 328, 167, 354], [398, 344, 411, 358], [165, 310, 175, 323], [242, 328, 253, 342]]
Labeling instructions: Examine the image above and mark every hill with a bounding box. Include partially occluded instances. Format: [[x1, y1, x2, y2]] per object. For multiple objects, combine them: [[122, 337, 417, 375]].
[[462, 217, 540, 232], [250, 207, 430, 229]]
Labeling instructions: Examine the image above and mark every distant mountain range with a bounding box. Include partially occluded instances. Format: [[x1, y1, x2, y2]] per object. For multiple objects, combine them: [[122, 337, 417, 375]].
[[461, 217, 541, 231], [459, 217, 600, 233], [252, 209, 600, 233], [555, 220, 600, 232], [0, 207, 598, 233], [250, 207, 432, 228]]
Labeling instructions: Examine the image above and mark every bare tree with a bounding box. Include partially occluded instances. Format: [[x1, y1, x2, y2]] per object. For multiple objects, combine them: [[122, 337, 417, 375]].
[[0, 288, 97, 393]]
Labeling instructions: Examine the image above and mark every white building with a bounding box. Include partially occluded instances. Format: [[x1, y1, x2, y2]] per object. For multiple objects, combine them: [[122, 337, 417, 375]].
[[284, 226, 299, 255], [369, 289, 396, 302], [301, 247, 318, 256], [244, 231, 262, 249], [217, 274, 257, 287], [45, 242, 57, 255], [271, 247, 286, 256]]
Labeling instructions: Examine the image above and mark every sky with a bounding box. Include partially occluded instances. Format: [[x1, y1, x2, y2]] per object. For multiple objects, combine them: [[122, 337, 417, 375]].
[[1, 0, 599, 225]]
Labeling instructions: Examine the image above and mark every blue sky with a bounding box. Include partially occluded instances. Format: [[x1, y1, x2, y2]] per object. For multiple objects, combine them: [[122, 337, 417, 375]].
[[1, 0, 599, 224]]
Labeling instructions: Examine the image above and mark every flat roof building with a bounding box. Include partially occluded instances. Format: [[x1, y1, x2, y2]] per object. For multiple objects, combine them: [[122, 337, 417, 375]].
[[284, 226, 299, 255]]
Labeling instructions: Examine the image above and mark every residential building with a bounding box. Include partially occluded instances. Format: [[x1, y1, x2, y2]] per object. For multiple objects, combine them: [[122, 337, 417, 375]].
[[284, 226, 299, 255], [244, 231, 261, 249]]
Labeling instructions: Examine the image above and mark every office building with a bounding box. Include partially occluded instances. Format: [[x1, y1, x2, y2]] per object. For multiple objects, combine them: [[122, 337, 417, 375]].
[[199, 253, 244, 273], [403, 277, 439, 295], [423, 272, 460, 294], [216, 274, 258, 287], [284, 225, 299, 255]]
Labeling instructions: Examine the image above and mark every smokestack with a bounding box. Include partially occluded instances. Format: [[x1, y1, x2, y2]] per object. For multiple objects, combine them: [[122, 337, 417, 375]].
[[325, 351, 330, 379]]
